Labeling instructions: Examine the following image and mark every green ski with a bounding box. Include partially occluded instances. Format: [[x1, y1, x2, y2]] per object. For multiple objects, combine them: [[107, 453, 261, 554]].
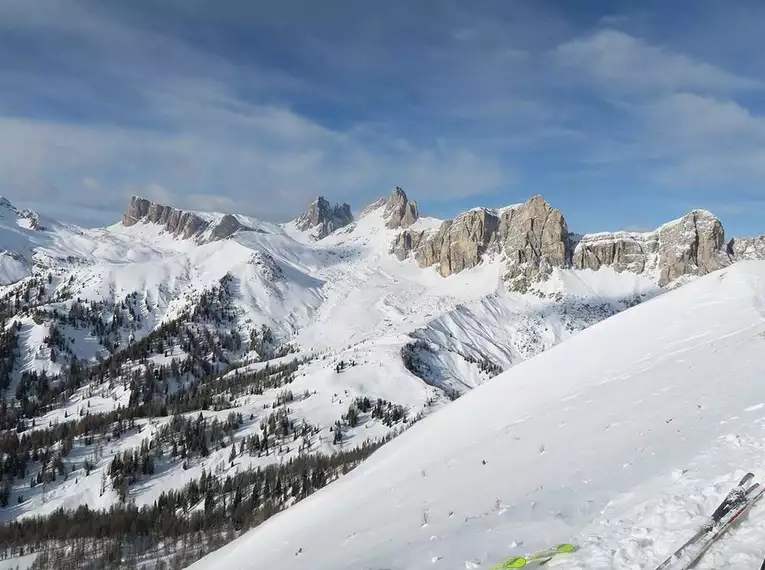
[[490, 543, 577, 569]]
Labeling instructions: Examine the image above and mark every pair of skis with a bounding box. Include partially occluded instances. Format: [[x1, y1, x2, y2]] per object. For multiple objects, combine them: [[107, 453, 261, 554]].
[[490, 543, 576, 568], [655, 471, 765, 570]]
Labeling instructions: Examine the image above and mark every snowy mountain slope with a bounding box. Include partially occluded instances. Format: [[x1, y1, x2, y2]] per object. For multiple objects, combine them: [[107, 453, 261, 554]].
[[188, 260, 765, 570], [292, 206, 505, 351], [406, 267, 660, 394], [0, 195, 590, 537], [4, 189, 764, 570]]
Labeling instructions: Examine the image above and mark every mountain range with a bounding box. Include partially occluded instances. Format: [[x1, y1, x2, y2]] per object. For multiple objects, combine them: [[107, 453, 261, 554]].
[[0, 187, 764, 569]]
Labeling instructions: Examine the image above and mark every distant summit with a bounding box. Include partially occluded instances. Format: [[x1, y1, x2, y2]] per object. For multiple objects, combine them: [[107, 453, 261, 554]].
[[363, 186, 419, 229], [0, 196, 44, 231], [294, 196, 353, 240], [121, 196, 253, 242]]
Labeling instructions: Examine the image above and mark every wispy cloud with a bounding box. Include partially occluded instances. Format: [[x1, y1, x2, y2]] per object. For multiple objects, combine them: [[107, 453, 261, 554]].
[[549, 27, 765, 197], [3, 0, 765, 236], [639, 95, 765, 187], [0, 0, 515, 224], [554, 29, 761, 94]]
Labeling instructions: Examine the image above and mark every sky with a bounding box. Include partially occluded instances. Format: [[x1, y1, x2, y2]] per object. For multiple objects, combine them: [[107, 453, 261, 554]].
[[2, 0, 765, 235]]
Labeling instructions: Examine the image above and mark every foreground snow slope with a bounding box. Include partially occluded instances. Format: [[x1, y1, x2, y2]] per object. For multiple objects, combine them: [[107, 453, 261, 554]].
[[189, 260, 765, 570]]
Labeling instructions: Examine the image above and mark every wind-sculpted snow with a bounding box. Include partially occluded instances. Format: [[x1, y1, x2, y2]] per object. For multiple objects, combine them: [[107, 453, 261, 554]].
[[188, 261, 765, 570]]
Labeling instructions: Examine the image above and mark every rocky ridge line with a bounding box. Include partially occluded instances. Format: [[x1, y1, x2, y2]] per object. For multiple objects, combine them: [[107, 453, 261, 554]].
[[391, 193, 747, 291], [121, 196, 253, 242]]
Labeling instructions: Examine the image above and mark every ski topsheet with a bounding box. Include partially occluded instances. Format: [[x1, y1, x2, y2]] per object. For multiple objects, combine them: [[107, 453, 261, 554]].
[[655, 472, 762, 570], [490, 543, 577, 569]]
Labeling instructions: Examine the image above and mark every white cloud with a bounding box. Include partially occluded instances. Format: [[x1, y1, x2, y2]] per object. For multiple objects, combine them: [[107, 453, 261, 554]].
[[629, 93, 765, 187], [0, 96, 509, 223], [549, 28, 765, 193], [640, 93, 765, 145], [0, 1, 515, 225], [554, 29, 760, 93]]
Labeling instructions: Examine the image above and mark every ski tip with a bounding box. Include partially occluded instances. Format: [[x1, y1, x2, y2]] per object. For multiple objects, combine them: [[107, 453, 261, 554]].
[[741, 472, 756, 484], [555, 543, 577, 553]]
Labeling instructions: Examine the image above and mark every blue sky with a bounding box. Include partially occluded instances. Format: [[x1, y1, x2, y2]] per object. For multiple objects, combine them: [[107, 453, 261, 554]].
[[2, 0, 765, 235]]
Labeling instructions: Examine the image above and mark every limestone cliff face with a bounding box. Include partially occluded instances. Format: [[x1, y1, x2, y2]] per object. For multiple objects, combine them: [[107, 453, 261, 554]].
[[656, 210, 729, 285], [407, 209, 499, 276], [391, 194, 749, 290], [571, 232, 654, 276], [384, 187, 419, 229], [392, 195, 569, 289], [294, 197, 353, 240], [121, 196, 250, 242], [572, 210, 730, 286], [499, 196, 569, 292]]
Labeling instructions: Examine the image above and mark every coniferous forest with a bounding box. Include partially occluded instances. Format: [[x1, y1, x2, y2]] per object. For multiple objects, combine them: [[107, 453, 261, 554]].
[[0, 275, 417, 569]]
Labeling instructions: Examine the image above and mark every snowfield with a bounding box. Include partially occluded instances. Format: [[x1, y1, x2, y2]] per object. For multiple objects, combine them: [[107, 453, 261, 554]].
[[189, 260, 765, 570]]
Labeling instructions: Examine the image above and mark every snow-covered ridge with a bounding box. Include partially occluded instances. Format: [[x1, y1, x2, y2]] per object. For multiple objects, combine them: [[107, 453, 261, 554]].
[[1, 188, 763, 570], [188, 260, 765, 570], [114, 190, 765, 295], [121, 195, 278, 244], [0, 191, 663, 528]]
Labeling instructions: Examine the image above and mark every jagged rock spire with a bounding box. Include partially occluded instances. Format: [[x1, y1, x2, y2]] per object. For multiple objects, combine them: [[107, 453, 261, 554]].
[[294, 196, 354, 239]]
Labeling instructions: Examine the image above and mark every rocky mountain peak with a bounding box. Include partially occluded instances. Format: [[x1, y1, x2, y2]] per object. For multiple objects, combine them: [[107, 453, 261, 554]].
[[389, 194, 749, 292], [121, 196, 250, 242], [500, 195, 569, 291], [383, 187, 419, 229], [656, 209, 729, 285], [294, 196, 353, 240], [391, 195, 568, 288], [0, 196, 44, 230]]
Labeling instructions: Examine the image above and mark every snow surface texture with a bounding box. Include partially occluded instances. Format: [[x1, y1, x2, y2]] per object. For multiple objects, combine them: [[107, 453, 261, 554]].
[[189, 261, 765, 570]]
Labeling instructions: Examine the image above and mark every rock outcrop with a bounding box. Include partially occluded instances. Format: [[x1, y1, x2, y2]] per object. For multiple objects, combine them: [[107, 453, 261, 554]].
[[384, 187, 419, 229], [363, 187, 420, 229], [572, 232, 654, 275], [392, 195, 569, 289], [730, 235, 765, 261], [121, 196, 251, 242], [656, 210, 729, 285], [572, 210, 730, 286], [499, 196, 569, 291], [415, 208, 499, 276], [392, 195, 744, 291], [294, 197, 353, 240]]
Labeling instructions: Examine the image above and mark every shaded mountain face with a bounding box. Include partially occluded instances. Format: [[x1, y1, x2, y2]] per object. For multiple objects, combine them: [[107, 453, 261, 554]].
[[294, 197, 353, 239]]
